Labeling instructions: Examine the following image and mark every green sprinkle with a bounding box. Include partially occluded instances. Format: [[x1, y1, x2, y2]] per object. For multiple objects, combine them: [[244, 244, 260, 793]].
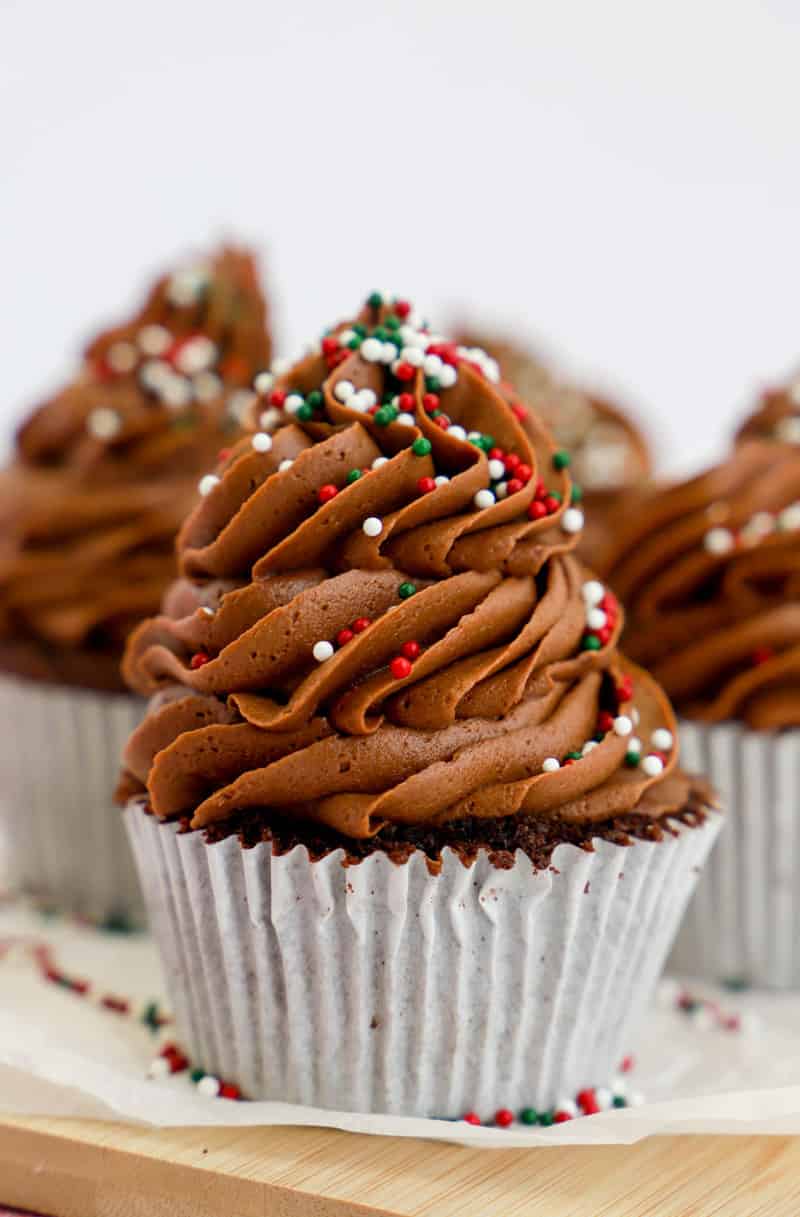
[[385, 316, 400, 331], [571, 483, 583, 503], [425, 377, 441, 392], [582, 634, 602, 651], [548, 490, 562, 503], [412, 437, 432, 456], [625, 749, 641, 767], [296, 403, 314, 421], [372, 326, 388, 341], [612, 1095, 627, 1108], [478, 435, 494, 452], [553, 450, 571, 470], [367, 292, 382, 309], [375, 404, 398, 426], [347, 336, 362, 350], [353, 323, 367, 337], [102, 911, 134, 934], [345, 468, 362, 485], [190, 1068, 206, 1084], [306, 390, 323, 408], [538, 1111, 554, 1127], [398, 581, 417, 599], [566, 751, 582, 761], [519, 1108, 538, 1125], [430, 409, 442, 419]]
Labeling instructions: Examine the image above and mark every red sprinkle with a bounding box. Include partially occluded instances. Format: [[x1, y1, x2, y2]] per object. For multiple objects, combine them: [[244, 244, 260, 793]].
[[401, 640, 421, 661], [352, 617, 372, 633], [620, 1055, 635, 1073], [543, 495, 561, 513], [394, 362, 415, 382], [528, 500, 548, 520], [506, 478, 524, 495], [321, 336, 340, 355], [417, 476, 436, 495], [220, 1083, 241, 1100], [423, 393, 440, 413], [494, 1109, 514, 1128], [269, 388, 286, 407], [597, 711, 615, 733], [554, 1111, 573, 1123], [616, 675, 634, 704], [101, 996, 130, 1014], [328, 349, 348, 368], [752, 646, 774, 666], [190, 652, 210, 670], [577, 1089, 600, 1115], [336, 628, 354, 647], [488, 447, 505, 461], [516, 463, 532, 484], [217, 448, 232, 463], [463, 1111, 481, 1125], [390, 656, 413, 679], [317, 484, 339, 505], [597, 625, 613, 645], [397, 392, 415, 412], [433, 414, 451, 429], [504, 452, 521, 473], [511, 403, 528, 421], [394, 300, 411, 319]]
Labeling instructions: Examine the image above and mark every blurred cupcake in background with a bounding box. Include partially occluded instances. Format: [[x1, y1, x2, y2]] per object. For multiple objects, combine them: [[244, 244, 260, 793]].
[[597, 438, 800, 986], [0, 245, 271, 923], [121, 294, 718, 1117], [455, 331, 651, 561], [736, 370, 800, 445]]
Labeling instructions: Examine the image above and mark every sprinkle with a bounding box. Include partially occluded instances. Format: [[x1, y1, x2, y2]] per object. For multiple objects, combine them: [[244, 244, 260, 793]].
[[642, 754, 664, 777], [397, 412, 416, 426], [553, 450, 571, 470], [651, 728, 673, 751], [463, 1111, 481, 1125], [474, 489, 496, 510], [360, 337, 383, 362], [390, 655, 413, 679], [362, 516, 383, 538], [448, 424, 467, 441], [254, 371, 274, 394], [582, 580, 605, 606], [528, 501, 547, 520], [317, 485, 338, 505], [581, 740, 598, 755], [174, 335, 217, 375], [412, 437, 432, 456], [495, 481, 508, 499], [138, 324, 172, 356], [278, 459, 294, 472], [345, 469, 363, 485], [775, 415, 800, 443], [336, 628, 354, 647], [352, 617, 372, 633], [704, 527, 734, 554], [434, 475, 450, 486], [542, 757, 561, 772], [198, 474, 220, 497], [201, 606, 215, 617], [193, 371, 222, 401], [438, 364, 457, 388], [197, 1075, 221, 1098], [251, 432, 272, 453], [561, 507, 584, 534], [372, 456, 389, 470], [778, 502, 800, 531], [417, 476, 436, 494], [312, 640, 334, 663], [148, 1057, 171, 1079], [494, 1109, 514, 1128], [190, 652, 209, 670], [285, 393, 305, 415], [87, 407, 122, 440], [582, 635, 602, 651], [398, 581, 417, 599], [334, 380, 355, 402], [613, 716, 633, 737], [519, 1108, 538, 1125], [107, 341, 138, 372], [394, 361, 415, 382], [487, 458, 506, 481], [401, 640, 421, 660], [586, 608, 607, 631]]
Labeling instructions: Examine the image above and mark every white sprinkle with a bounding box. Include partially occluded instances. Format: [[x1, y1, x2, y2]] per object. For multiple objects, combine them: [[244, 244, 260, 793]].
[[561, 507, 585, 534], [270, 356, 291, 376], [284, 393, 304, 415], [651, 727, 674, 751], [227, 389, 256, 422], [106, 341, 138, 373], [434, 475, 450, 486], [582, 740, 598, 755], [613, 715, 633, 737], [160, 375, 193, 409], [474, 489, 496, 510], [167, 265, 209, 307], [628, 736, 642, 755], [397, 412, 415, 427], [193, 371, 222, 402], [201, 606, 215, 617], [312, 640, 334, 663], [401, 346, 425, 367], [259, 407, 282, 431], [372, 456, 389, 470], [642, 754, 664, 777], [423, 354, 444, 378], [488, 458, 506, 481], [555, 1099, 579, 1118], [581, 580, 604, 606], [448, 424, 467, 441], [197, 1075, 221, 1098], [254, 370, 275, 395], [138, 324, 172, 356], [359, 337, 382, 362], [148, 1057, 171, 1079], [595, 1087, 613, 1111], [494, 480, 508, 499], [542, 757, 561, 773], [251, 432, 273, 453], [627, 1091, 645, 1108], [86, 407, 122, 440], [362, 516, 383, 538], [438, 364, 457, 388], [139, 358, 173, 390], [775, 414, 800, 443], [353, 388, 377, 411], [334, 380, 355, 403], [704, 526, 734, 554], [338, 329, 356, 345], [467, 431, 482, 443], [175, 335, 217, 375], [278, 459, 294, 472], [778, 502, 800, 531], [586, 608, 607, 631], [198, 474, 220, 497], [380, 341, 398, 364]]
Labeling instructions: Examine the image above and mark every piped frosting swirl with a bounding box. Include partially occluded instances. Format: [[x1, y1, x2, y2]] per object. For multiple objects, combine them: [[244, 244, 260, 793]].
[[122, 294, 690, 838]]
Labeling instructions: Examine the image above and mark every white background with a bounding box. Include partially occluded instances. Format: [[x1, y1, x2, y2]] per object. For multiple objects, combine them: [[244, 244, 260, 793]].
[[2, 0, 800, 474]]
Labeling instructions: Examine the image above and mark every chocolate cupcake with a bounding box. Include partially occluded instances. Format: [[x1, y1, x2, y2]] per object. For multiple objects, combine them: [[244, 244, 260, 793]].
[[121, 295, 717, 1117], [455, 332, 651, 562], [597, 439, 800, 985], [0, 246, 270, 923]]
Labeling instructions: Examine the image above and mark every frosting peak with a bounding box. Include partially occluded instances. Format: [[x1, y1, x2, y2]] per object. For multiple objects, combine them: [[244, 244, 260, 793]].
[[122, 293, 687, 838]]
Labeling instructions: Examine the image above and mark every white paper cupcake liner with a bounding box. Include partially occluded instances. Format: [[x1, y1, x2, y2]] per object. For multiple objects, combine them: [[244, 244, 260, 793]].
[[671, 719, 800, 988], [0, 672, 146, 926], [126, 802, 720, 1117]]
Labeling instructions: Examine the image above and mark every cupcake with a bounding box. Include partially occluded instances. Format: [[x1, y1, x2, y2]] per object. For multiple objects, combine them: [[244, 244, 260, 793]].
[[736, 373, 800, 445], [455, 332, 651, 561], [597, 439, 800, 986], [120, 295, 718, 1117], [0, 245, 271, 923]]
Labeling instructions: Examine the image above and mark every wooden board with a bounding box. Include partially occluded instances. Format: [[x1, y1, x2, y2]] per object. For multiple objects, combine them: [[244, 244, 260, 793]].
[[2, 1120, 800, 1217]]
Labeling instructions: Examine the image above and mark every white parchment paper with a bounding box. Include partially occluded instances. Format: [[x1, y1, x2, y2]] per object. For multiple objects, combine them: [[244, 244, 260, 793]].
[[2, 901, 800, 1146]]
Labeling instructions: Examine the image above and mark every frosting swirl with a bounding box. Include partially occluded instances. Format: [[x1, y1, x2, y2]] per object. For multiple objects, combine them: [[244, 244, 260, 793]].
[[122, 294, 691, 839], [597, 440, 800, 728], [0, 246, 270, 689]]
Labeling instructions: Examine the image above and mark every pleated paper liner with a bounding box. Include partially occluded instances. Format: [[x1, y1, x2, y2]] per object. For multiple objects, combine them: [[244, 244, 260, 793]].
[[127, 801, 720, 1118], [0, 672, 146, 927], [672, 719, 800, 988]]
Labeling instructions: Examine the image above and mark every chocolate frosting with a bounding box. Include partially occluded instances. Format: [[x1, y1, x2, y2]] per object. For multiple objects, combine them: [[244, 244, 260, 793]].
[[596, 440, 800, 728], [121, 295, 692, 839], [737, 375, 800, 447], [0, 247, 270, 690]]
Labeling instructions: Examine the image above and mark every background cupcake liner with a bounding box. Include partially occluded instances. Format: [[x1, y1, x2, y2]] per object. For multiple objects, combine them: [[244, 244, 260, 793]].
[[0, 672, 146, 927], [126, 802, 720, 1118], [671, 719, 800, 989]]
